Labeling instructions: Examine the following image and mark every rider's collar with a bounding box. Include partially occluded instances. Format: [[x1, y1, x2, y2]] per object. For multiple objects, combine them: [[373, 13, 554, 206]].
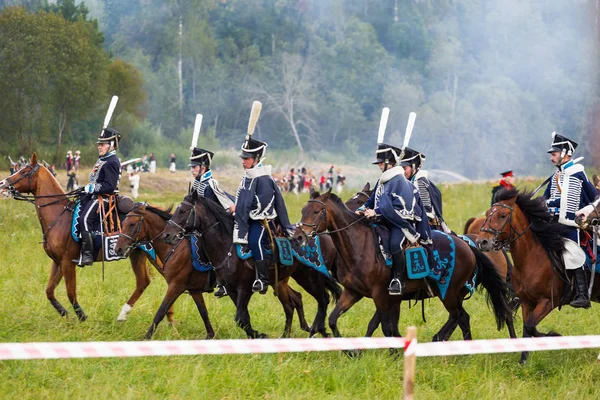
[[380, 166, 404, 183], [244, 163, 270, 179], [100, 150, 116, 160], [200, 170, 212, 182], [559, 160, 574, 171]]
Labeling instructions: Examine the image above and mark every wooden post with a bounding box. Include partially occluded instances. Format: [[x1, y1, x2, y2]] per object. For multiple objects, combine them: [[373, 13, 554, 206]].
[[403, 326, 417, 400]]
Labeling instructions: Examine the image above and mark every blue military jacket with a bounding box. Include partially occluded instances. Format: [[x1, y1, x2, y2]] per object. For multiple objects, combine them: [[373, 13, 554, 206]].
[[192, 170, 235, 210], [233, 164, 294, 244], [87, 151, 120, 195]]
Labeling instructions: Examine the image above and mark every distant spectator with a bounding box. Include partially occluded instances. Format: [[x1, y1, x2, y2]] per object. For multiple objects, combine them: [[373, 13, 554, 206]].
[[491, 170, 515, 206], [169, 153, 177, 173], [335, 168, 345, 194], [288, 168, 296, 193], [326, 166, 334, 190], [298, 167, 306, 193], [65, 150, 73, 171], [74, 150, 81, 171], [319, 170, 326, 191], [67, 167, 78, 191], [129, 170, 140, 199], [149, 153, 157, 173]]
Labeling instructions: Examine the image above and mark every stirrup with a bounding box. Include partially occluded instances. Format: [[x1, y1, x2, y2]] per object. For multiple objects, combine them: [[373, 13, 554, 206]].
[[252, 279, 268, 294], [72, 254, 93, 267], [570, 295, 591, 309], [388, 278, 403, 296], [214, 284, 228, 298]]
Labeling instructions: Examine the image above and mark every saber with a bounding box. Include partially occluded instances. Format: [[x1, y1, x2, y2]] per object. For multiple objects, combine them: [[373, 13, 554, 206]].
[[377, 107, 390, 144], [589, 227, 597, 297], [103, 96, 119, 129], [190, 114, 203, 150], [247, 101, 262, 138]]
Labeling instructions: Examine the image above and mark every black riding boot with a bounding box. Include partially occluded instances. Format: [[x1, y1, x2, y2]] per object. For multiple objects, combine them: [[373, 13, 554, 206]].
[[389, 251, 406, 296], [72, 231, 94, 267], [214, 279, 228, 298], [570, 267, 591, 309], [252, 260, 269, 294]]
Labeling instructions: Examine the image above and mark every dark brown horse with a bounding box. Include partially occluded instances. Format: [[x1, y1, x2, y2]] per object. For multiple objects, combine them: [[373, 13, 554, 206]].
[[295, 190, 515, 342], [476, 188, 600, 363], [115, 203, 215, 339], [0, 153, 163, 322], [160, 191, 342, 338], [344, 184, 517, 337]]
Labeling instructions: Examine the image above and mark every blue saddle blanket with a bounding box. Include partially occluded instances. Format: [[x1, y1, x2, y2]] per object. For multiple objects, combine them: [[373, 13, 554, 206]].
[[190, 235, 213, 272], [236, 236, 330, 277]]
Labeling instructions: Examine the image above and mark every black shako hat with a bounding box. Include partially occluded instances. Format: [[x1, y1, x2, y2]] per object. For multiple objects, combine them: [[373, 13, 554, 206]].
[[188, 147, 214, 167]]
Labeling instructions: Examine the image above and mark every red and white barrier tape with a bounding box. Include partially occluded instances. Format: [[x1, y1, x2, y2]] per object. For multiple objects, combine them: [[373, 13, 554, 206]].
[[0, 337, 406, 360], [1, 335, 600, 361]]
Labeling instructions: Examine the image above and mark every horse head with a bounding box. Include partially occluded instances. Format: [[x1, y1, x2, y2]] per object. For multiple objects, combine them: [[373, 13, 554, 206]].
[[476, 194, 519, 252], [0, 153, 41, 196], [294, 189, 332, 246], [115, 203, 148, 258], [345, 182, 372, 212], [576, 202, 600, 230], [162, 192, 197, 244]]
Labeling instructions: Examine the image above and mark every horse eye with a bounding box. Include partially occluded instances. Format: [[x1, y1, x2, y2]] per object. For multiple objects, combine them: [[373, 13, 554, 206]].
[[500, 214, 507, 219], [314, 210, 319, 214]]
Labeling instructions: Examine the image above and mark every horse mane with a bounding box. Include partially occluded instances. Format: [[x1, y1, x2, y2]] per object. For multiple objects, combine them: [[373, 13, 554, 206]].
[[138, 203, 173, 221], [495, 187, 567, 257], [184, 193, 234, 235], [328, 193, 370, 226]]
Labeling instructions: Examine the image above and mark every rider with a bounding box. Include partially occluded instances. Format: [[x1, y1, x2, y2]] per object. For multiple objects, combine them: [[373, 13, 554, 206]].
[[188, 147, 235, 297], [491, 170, 515, 206], [400, 147, 450, 234], [543, 132, 597, 308], [233, 135, 295, 294], [358, 143, 434, 295], [73, 128, 122, 266]]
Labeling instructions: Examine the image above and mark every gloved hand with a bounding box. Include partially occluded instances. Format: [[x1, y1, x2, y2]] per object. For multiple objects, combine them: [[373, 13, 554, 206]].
[[84, 184, 95, 194]]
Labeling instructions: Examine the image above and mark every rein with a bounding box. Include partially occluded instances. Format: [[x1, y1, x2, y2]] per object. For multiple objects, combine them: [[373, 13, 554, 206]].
[[481, 202, 532, 250], [299, 199, 367, 237]]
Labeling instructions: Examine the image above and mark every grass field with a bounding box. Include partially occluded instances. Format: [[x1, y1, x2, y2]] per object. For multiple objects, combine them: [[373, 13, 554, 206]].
[[1, 169, 599, 399]]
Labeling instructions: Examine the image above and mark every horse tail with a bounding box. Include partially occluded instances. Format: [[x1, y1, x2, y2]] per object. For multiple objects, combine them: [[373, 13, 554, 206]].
[[470, 246, 513, 331], [323, 273, 342, 304], [463, 217, 476, 234]]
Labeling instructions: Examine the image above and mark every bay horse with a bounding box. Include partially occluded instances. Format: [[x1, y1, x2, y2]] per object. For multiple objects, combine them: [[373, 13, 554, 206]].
[[0, 153, 165, 322], [476, 187, 600, 363], [295, 190, 515, 343], [115, 201, 314, 339], [344, 184, 517, 337], [115, 203, 215, 339], [160, 191, 342, 338]]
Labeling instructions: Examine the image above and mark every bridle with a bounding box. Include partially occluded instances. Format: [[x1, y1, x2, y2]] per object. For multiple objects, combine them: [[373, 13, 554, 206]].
[[166, 201, 198, 241], [3, 164, 40, 203], [480, 202, 532, 249], [298, 198, 366, 239], [118, 213, 146, 256]]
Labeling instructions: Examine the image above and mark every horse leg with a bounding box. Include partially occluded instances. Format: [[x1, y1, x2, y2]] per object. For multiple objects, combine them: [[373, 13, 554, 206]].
[[520, 299, 557, 364], [389, 298, 402, 337], [118, 250, 151, 321], [365, 312, 380, 337], [456, 307, 472, 340], [189, 292, 214, 339], [292, 269, 330, 338], [285, 284, 311, 333], [234, 288, 266, 339], [63, 260, 86, 321], [275, 282, 296, 338], [328, 289, 362, 338], [46, 261, 68, 317], [145, 284, 185, 340]]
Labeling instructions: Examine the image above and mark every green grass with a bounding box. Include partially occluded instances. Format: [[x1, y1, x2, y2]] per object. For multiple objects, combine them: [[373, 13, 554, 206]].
[[1, 178, 600, 399]]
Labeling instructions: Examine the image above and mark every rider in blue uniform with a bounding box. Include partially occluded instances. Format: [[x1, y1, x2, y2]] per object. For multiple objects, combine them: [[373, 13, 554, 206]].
[[400, 147, 450, 234], [359, 143, 434, 295], [73, 128, 121, 266], [188, 147, 235, 297], [233, 136, 295, 294], [543, 132, 597, 308]]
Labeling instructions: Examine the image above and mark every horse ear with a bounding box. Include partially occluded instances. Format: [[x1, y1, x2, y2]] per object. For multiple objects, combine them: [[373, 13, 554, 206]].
[[30, 153, 38, 165], [310, 187, 320, 199], [506, 196, 517, 206], [322, 188, 332, 201], [191, 189, 198, 202], [362, 182, 370, 192]]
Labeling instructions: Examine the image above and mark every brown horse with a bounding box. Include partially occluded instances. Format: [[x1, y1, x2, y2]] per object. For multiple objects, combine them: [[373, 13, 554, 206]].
[[475, 187, 600, 363], [0, 153, 163, 322], [115, 201, 313, 339], [344, 184, 517, 337], [115, 203, 216, 339], [160, 191, 342, 338], [295, 190, 515, 342]]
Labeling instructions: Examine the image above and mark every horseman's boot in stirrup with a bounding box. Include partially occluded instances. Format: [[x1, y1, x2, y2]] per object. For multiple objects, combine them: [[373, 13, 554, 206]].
[[389, 251, 406, 296], [252, 260, 269, 294], [570, 267, 591, 309], [214, 279, 228, 298], [73, 231, 94, 267]]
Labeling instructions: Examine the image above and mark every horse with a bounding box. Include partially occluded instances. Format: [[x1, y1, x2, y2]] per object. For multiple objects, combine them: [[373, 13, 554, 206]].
[[115, 201, 314, 339], [115, 202, 217, 339], [294, 189, 515, 343], [0, 153, 166, 322], [344, 184, 518, 337], [160, 191, 342, 338], [475, 187, 600, 363]]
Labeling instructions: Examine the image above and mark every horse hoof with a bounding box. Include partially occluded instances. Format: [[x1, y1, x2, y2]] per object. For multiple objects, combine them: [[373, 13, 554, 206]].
[[77, 314, 88, 322], [257, 333, 268, 339], [432, 335, 441, 342], [343, 349, 361, 358], [205, 334, 215, 340]]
